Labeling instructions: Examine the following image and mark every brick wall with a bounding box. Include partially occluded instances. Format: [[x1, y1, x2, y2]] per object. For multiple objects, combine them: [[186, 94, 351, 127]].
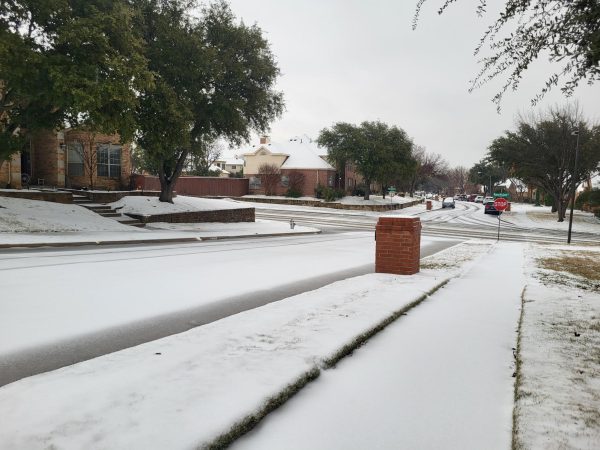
[[31, 130, 62, 186], [133, 175, 249, 197], [0, 190, 72, 203], [64, 130, 131, 190], [375, 217, 421, 275], [248, 168, 336, 197], [127, 207, 255, 224], [73, 189, 161, 203]]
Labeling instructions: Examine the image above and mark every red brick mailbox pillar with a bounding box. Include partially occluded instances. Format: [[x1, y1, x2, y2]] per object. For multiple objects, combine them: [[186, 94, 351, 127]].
[[375, 217, 421, 275], [426, 200, 432, 211], [506, 202, 511, 212]]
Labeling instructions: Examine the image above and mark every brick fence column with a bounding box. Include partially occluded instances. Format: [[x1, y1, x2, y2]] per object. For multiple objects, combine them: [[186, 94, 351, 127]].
[[375, 217, 421, 275]]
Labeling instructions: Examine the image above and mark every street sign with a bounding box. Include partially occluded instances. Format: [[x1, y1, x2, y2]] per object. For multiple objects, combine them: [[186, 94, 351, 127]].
[[494, 197, 508, 211], [494, 193, 509, 198]]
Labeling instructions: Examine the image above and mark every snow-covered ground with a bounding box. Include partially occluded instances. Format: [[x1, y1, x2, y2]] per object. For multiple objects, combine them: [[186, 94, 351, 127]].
[[0, 196, 319, 246], [1, 195, 598, 449], [515, 244, 600, 449], [0, 233, 378, 359], [110, 195, 245, 214], [0, 240, 491, 450], [504, 203, 600, 234], [0, 239, 597, 448], [232, 243, 522, 450], [0, 196, 133, 232]]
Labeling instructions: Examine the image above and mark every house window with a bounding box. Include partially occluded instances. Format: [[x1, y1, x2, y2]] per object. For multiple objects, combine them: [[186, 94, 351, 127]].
[[249, 176, 261, 189], [97, 144, 121, 178], [281, 175, 289, 187], [67, 143, 84, 176], [328, 174, 334, 187]]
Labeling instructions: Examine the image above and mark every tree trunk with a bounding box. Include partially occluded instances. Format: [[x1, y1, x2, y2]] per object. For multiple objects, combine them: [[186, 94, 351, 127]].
[[158, 149, 188, 203], [159, 179, 175, 203], [364, 180, 371, 201]]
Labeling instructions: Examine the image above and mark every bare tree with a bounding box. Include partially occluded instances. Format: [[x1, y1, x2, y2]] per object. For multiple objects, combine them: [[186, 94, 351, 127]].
[[72, 134, 98, 189], [258, 163, 281, 196], [408, 145, 449, 195], [448, 166, 469, 193], [186, 140, 224, 176], [286, 170, 306, 197]]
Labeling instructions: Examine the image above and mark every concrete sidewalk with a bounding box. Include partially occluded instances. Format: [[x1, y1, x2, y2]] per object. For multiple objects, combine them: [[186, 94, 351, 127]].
[[232, 243, 524, 450]]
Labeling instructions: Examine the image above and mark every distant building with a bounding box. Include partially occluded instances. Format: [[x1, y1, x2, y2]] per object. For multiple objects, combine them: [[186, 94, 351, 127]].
[[242, 135, 336, 197], [213, 153, 244, 176]]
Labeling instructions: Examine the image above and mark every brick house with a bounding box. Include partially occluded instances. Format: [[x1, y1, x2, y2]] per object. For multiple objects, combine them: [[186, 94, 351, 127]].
[[0, 129, 131, 190], [243, 136, 336, 197]]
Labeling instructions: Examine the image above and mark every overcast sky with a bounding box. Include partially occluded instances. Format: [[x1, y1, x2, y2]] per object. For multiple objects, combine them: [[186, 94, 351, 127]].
[[223, 0, 600, 168]]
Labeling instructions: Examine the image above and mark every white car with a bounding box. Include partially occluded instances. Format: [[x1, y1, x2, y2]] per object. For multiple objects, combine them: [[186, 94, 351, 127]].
[[474, 195, 484, 203], [483, 196, 495, 205]]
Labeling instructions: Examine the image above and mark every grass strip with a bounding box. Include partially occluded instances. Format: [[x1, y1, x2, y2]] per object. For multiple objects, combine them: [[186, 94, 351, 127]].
[[511, 286, 526, 450]]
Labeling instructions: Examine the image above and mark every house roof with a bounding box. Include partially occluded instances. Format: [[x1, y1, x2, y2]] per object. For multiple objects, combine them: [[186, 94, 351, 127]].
[[244, 136, 334, 171], [217, 149, 244, 166]]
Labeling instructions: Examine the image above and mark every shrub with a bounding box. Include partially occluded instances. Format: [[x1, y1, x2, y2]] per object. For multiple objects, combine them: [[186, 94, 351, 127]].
[[314, 184, 324, 199], [286, 187, 302, 198], [575, 188, 600, 210], [258, 163, 281, 196], [352, 185, 366, 197]]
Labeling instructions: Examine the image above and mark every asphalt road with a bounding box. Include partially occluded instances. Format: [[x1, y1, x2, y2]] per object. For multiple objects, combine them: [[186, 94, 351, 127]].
[[255, 201, 600, 244]]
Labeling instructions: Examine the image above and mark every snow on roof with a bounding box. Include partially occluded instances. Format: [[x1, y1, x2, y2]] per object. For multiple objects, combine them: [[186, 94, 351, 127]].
[[209, 164, 229, 174], [246, 136, 334, 170], [218, 149, 244, 165]]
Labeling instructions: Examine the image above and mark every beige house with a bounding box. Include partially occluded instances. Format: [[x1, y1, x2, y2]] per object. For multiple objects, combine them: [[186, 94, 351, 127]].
[[243, 136, 336, 196]]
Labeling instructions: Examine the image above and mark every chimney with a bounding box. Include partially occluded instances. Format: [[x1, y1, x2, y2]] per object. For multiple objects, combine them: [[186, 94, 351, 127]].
[[259, 135, 270, 145]]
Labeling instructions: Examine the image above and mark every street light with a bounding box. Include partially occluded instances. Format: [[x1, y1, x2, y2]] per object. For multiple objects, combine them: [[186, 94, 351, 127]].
[[567, 128, 581, 244]]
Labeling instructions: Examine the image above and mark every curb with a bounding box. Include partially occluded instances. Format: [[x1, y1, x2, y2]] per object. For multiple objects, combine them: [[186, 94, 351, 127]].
[[0, 230, 322, 249]]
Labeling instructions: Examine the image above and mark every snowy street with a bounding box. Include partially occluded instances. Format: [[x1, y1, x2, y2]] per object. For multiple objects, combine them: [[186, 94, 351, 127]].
[[0, 232, 458, 386]]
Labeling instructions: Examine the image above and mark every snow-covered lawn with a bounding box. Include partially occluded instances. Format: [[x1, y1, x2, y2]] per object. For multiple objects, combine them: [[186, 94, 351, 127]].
[[0, 196, 319, 246], [502, 203, 600, 234], [0, 196, 133, 232], [111, 195, 245, 214], [0, 240, 490, 450], [514, 244, 600, 449]]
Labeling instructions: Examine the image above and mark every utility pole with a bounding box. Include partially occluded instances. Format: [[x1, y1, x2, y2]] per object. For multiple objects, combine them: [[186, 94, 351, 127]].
[[567, 128, 580, 244]]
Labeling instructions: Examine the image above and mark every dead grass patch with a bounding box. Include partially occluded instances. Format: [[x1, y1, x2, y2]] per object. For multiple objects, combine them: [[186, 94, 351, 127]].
[[539, 251, 600, 281]]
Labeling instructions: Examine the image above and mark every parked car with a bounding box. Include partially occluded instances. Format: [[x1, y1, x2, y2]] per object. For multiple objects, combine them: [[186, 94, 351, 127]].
[[442, 197, 455, 208], [474, 195, 484, 203], [484, 201, 499, 215], [467, 194, 478, 202], [483, 196, 495, 204]]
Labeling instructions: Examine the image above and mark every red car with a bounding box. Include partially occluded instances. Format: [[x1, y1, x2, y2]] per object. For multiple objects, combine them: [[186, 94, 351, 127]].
[[484, 202, 500, 215]]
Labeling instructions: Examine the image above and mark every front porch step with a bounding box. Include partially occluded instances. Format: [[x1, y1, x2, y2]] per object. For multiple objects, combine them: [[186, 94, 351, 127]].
[[74, 200, 145, 228]]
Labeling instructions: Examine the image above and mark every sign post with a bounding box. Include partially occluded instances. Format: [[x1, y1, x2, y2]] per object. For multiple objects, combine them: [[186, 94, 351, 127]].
[[493, 197, 508, 241], [387, 186, 396, 204]]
